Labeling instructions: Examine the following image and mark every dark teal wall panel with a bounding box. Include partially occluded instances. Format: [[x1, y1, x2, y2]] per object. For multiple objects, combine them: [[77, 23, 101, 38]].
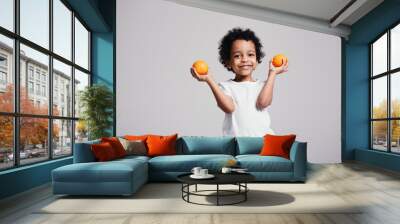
[[349, 0, 400, 45], [92, 33, 113, 88], [344, 0, 400, 171], [65, 0, 110, 32], [91, 0, 115, 135], [0, 158, 72, 199], [92, 32, 114, 135], [344, 44, 369, 160]]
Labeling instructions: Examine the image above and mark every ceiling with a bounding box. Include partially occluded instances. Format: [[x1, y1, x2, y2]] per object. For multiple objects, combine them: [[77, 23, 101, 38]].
[[225, 0, 339, 25], [166, 0, 384, 38]]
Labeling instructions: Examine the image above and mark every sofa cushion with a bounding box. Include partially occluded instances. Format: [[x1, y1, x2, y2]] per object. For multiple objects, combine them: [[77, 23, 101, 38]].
[[118, 138, 147, 156], [177, 136, 236, 155], [116, 155, 150, 163], [148, 154, 235, 172], [260, 134, 296, 159], [91, 142, 118, 161], [124, 135, 149, 141], [235, 137, 263, 155], [147, 134, 178, 157], [101, 137, 127, 158], [236, 155, 293, 172], [53, 159, 147, 183]]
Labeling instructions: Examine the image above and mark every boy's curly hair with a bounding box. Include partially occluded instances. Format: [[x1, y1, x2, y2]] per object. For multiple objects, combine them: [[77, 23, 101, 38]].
[[218, 28, 265, 72]]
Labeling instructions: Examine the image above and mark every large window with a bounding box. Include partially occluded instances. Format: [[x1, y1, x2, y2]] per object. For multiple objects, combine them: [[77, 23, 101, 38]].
[[0, 0, 91, 171], [371, 23, 400, 153]]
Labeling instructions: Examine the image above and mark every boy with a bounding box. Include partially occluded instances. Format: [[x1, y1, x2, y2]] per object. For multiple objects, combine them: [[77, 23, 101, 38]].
[[191, 28, 288, 136]]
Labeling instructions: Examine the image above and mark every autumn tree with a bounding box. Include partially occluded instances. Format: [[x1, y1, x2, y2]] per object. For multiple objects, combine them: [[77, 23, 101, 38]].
[[391, 99, 400, 142], [0, 85, 14, 150], [76, 119, 87, 142], [0, 84, 60, 152], [372, 99, 400, 143]]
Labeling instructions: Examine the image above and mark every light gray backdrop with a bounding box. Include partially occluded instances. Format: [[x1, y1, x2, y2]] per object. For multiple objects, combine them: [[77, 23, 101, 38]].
[[116, 0, 341, 163]]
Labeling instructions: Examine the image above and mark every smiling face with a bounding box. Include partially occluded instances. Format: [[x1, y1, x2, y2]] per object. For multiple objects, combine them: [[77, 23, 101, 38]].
[[228, 39, 258, 79]]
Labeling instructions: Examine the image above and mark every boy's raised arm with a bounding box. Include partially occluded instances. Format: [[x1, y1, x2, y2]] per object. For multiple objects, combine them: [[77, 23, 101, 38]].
[[256, 60, 288, 110], [206, 78, 235, 113], [256, 70, 277, 110], [190, 68, 235, 113]]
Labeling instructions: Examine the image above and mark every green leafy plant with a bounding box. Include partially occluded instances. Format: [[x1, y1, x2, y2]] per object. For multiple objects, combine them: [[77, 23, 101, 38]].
[[79, 84, 113, 140]]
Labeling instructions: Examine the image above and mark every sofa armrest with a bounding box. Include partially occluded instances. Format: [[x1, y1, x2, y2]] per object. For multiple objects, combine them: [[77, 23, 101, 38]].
[[73, 140, 100, 163], [289, 141, 307, 181]]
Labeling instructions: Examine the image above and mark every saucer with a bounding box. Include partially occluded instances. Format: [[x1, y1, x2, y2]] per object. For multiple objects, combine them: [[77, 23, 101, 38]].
[[232, 170, 249, 174], [190, 174, 215, 179]]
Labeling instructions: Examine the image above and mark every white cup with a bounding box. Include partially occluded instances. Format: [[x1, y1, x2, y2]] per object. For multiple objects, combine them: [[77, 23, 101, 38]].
[[191, 167, 202, 176], [221, 167, 232, 174], [200, 169, 208, 176]]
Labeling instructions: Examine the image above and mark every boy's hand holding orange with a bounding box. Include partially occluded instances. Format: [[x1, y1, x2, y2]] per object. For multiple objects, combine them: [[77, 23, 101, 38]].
[[192, 60, 208, 75], [272, 54, 288, 67], [191, 60, 210, 82], [270, 54, 288, 75]]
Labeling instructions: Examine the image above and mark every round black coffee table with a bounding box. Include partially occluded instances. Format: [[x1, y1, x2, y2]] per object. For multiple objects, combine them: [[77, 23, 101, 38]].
[[177, 173, 255, 206]]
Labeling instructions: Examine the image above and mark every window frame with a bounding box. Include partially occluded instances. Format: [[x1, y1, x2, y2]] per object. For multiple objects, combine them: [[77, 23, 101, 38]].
[[0, 0, 92, 171], [370, 20, 400, 154]]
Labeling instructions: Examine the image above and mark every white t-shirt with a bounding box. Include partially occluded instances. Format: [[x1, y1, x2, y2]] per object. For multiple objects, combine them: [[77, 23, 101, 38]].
[[218, 79, 274, 137]]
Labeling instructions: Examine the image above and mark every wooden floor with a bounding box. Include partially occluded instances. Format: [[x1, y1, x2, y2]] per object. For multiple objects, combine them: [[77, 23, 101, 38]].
[[1, 162, 400, 224]]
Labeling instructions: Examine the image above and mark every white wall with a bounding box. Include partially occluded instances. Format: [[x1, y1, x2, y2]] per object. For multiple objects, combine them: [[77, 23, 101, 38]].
[[116, 0, 341, 163]]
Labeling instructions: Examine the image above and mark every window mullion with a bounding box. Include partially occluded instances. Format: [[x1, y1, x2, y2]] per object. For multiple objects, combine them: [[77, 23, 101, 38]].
[[71, 10, 76, 155], [370, 45, 373, 149], [13, 0, 20, 167], [49, 0, 54, 160], [388, 30, 391, 153]]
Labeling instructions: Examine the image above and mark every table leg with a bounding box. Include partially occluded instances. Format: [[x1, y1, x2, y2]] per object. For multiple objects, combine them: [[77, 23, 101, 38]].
[[195, 184, 197, 192], [245, 183, 247, 201], [217, 184, 219, 206], [188, 184, 190, 202]]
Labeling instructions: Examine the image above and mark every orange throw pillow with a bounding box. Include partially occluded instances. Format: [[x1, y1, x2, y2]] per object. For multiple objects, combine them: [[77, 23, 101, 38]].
[[91, 142, 117, 161], [146, 134, 178, 157], [260, 134, 296, 159], [101, 137, 127, 158], [124, 135, 149, 141]]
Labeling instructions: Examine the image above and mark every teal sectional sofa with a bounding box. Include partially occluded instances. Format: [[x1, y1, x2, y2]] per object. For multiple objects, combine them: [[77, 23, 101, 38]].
[[52, 136, 307, 196]]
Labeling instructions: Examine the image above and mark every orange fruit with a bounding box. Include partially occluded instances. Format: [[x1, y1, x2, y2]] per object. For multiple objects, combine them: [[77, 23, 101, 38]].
[[192, 60, 208, 75], [272, 54, 288, 67]]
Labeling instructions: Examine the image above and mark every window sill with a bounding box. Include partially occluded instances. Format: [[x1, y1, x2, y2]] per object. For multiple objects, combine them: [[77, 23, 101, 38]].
[[0, 156, 72, 175], [355, 148, 400, 172]]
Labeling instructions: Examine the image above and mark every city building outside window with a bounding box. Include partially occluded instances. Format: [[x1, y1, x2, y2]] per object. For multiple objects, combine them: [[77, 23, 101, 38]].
[[42, 85, 46, 97], [28, 67, 34, 80], [36, 83, 40, 95], [0, 71, 6, 85], [0, 55, 6, 67], [35, 70, 40, 81], [28, 81, 34, 94], [0, 54, 7, 88]]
